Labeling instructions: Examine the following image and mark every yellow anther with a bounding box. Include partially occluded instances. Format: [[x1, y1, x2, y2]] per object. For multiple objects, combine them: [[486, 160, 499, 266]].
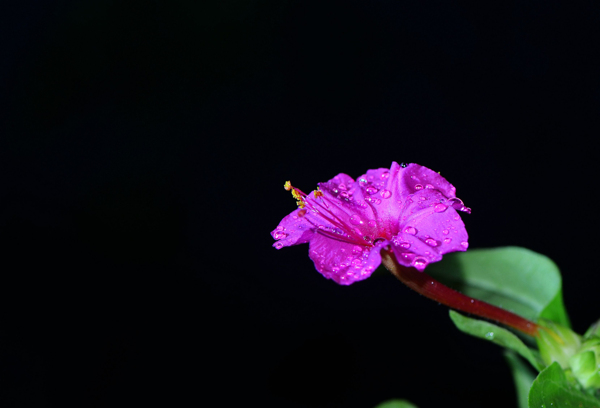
[[292, 189, 302, 200], [297, 201, 306, 209], [314, 190, 324, 198], [284, 181, 292, 191]]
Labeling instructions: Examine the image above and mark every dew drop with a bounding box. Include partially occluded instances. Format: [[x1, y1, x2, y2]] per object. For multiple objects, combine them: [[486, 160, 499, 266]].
[[352, 245, 363, 255], [352, 258, 362, 268], [366, 186, 378, 195], [339, 191, 349, 198], [460, 241, 469, 248], [373, 198, 382, 205], [448, 197, 471, 213], [443, 237, 452, 244], [415, 184, 423, 190], [485, 332, 494, 340], [401, 253, 415, 261], [274, 231, 287, 239], [368, 220, 377, 228], [363, 236, 373, 244], [381, 171, 390, 179], [400, 242, 411, 249], [425, 238, 438, 247], [298, 209, 307, 217], [434, 203, 448, 213], [419, 196, 427, 201], [338, 183, 347, 191], [401, 162, 409, 168], [442, 229, 449, 235], [413, 257, 428, 270], [350, 215, 363, 225], [426, 184, 434, 189], [404, 226, 417, 235], [274, 242, 283, 249], [332, 266, 340, 272], [380, 189, 392, 199]]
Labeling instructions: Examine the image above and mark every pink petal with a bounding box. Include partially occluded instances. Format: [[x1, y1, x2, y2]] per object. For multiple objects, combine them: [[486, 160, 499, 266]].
[[399, 163, 457, 198], [308, 233, 387, 285], [391, 188, 468, 270]]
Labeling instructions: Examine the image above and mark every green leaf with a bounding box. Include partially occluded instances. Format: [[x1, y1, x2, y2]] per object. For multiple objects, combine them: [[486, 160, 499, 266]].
[[450, 310, 544, 371], [427, 247, 570, 327], [528, 362, 600, 408], [505, 351, 537, 408], [373, 399, 418, 408]]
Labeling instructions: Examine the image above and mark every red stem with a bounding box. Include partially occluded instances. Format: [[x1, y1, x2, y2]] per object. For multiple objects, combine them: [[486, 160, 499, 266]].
[[380, 249, 541, 337]]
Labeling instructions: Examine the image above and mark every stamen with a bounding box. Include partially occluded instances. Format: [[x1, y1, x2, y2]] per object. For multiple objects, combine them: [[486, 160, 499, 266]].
[[283, 181, 371, 246]]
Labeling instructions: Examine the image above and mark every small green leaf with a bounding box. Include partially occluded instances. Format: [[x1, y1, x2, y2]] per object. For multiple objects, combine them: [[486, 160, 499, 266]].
[[505, 351, 537, 408], [450, 310, 544, 371], [428, 247, 570, 327], [373, 399, 418, 408], [528, 362, 600, 408]]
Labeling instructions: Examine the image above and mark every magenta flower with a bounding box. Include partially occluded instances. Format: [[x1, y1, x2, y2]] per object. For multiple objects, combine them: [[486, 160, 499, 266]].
[[271, 162, 470, 285]]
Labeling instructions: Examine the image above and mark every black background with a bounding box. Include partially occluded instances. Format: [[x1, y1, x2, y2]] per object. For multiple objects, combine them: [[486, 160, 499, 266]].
[[1, 1, 599, 407]]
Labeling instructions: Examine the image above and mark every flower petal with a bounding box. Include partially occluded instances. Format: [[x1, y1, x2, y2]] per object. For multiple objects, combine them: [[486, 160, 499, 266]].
[[391, 188, 468, 270], [400, 163, 457, 198], [271, 207, 317, 249], [308, 233, 386, 285]]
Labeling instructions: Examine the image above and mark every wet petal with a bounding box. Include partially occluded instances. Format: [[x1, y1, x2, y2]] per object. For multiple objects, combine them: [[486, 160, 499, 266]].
[[391, 188, 468, 269], [399, 163, 457, 198], [308, 233, 387, 285]]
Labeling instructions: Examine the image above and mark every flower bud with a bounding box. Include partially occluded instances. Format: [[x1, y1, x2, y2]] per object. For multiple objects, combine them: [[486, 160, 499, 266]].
[[536, 319, 581, 369], [569, 336, 600, 389]]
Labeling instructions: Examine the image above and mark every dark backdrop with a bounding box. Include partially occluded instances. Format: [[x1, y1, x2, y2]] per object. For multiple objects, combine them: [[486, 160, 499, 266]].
[[1, 1, 599, 407]]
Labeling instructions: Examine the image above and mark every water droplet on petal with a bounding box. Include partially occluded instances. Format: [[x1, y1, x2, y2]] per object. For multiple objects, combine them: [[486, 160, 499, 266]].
[[425, 184, 434, 189], [373, 198, 382, 205], [339, 191, 349, 198], [274, 231, 288, 239], [442, 229, 449, 235], [401, 162, 408, 168], [404, 226, 417, 235], [415, 184, 423, 190], [338, 183, 347, 191], [400, 242, 411, 249], [366, 186, 378, 195], [448, 197, 471, 213], [352, 245, 363, 254], [363, 236, 373, 244], [461, 241, 469, 248], [352, 258, 362, 268], [274, 242, 283, 249], [413, 257, 428, 270], [400, 253, 415, 261], [444, 237, 452, 244], [350, 215, 363, 225], [425, 238, 438, 247], [434, 203, 448, 213], [381, 171, 390, 179], [368, 220, 377, 228], [380, 189, 392, 199]]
